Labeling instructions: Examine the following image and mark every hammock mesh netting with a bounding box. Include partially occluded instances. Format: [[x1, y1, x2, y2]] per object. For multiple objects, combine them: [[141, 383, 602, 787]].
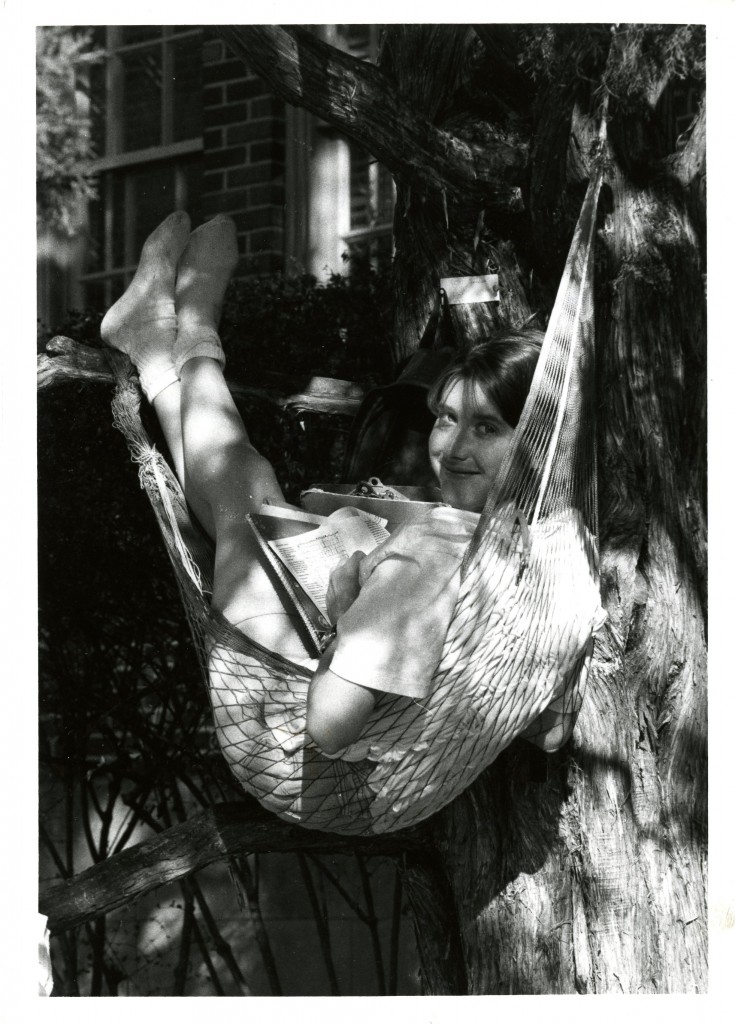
[[109, 167, 606, 837]]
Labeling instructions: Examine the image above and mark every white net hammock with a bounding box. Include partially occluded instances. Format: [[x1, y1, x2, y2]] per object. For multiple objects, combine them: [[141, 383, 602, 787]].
[[109, 167, 606, 837]]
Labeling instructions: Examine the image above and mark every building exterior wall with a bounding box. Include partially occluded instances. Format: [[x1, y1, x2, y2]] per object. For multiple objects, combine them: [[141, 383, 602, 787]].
[[36, 25, 396, 329], [201, 32, 287, 276]]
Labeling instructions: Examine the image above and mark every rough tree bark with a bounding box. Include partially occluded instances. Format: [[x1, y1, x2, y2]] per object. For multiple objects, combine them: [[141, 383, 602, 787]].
[[216, 24, 707, 994]]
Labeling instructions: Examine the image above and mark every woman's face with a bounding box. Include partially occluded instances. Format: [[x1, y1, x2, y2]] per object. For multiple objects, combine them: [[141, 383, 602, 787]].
[[429, 378, 514, 512]]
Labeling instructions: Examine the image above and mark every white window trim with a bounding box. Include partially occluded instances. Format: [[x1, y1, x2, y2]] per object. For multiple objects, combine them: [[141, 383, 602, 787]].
[[80, 26, 204, 305], [88, 138, 203, 174], [285, 25, 395, 281]]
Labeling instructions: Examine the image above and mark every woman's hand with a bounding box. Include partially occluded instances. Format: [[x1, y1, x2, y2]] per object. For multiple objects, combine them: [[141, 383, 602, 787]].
[[326, 550, 366, 623]]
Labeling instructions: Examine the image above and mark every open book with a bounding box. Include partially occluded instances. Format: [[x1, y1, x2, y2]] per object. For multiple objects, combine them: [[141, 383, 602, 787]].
[[246, 504, 389, 633]]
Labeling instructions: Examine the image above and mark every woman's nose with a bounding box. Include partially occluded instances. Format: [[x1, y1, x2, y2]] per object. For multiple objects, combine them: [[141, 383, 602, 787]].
[[447, 426, 471, 460]]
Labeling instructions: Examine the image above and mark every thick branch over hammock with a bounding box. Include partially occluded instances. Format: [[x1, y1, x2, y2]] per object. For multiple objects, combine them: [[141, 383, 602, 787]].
[[216, 25, 526, 205], [40, 802, 427, 934], [38, 337, 365, 416]]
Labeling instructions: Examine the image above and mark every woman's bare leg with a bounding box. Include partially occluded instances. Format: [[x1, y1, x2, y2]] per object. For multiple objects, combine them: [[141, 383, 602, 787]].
[[151, 381, 216, 539], [172, 219, 311, 660], [178, 356, 294, 611], [103, 213, 311, 662], [99, 211, 215, 537]]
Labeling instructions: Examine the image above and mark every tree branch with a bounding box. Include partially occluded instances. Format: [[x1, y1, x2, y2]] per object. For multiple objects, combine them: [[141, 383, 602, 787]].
[[216, 25, 526, 203], [471, 24, 536, 112], [38, 336, 365, 416], [40, 801, 427, 934], [669, 93, 705, 187]]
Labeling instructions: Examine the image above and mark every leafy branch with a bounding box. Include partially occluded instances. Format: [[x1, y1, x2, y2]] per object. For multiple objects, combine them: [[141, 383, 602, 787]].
[[36, 26, 102, 234]]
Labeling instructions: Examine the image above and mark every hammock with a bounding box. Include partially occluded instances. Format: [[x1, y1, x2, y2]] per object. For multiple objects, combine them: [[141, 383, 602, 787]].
[[109, 165, 606, 837]]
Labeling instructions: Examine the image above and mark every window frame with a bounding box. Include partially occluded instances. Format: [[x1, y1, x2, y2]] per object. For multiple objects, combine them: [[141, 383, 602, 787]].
[[338, 25, 395, 269], [80, 26, 204, 305], [285, 25, 395, 279]]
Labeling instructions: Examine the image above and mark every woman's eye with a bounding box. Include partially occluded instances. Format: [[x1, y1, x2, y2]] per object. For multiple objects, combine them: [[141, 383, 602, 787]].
[[476, 422, 497, 436], [436, 412, 456, 425]]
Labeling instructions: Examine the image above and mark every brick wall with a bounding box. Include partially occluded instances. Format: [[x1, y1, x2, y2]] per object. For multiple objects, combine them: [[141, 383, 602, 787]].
[[201, 32, 287, 276]]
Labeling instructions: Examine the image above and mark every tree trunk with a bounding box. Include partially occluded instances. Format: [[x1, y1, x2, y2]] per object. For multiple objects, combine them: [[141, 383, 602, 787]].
[[219, 24, 707, 993]]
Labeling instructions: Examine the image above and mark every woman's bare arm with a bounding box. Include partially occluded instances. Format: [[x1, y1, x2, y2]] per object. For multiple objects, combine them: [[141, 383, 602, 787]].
[[306, 646, 378, 754]]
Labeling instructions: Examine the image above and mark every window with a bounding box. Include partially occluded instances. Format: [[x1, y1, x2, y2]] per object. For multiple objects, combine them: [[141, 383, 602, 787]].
[[287, 25, 395, 280], [81, 27, 203, 309], [338, 26, 395, 270], [79, 25, 392, 300], [345, 139, 395, 269]]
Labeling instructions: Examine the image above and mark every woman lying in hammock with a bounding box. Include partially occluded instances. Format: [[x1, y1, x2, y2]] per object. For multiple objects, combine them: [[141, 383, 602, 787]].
[[102, 211, 570, 776]]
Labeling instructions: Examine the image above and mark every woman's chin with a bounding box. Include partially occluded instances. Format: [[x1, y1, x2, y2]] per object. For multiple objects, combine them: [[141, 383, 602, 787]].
[[440, 481, 487, 513]]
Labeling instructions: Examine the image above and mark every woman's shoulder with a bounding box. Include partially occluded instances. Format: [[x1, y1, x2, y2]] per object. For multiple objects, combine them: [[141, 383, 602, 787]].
[[361, 504, 479, 580], [384, 503, 480, 544], [409, 503, 480, 540]]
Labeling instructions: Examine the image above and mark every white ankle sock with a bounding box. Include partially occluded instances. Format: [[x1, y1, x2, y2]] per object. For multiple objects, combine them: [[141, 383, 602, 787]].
[[173, 324, 226, 377], [103, 312, 180, 402], [99, 211, 190, 401]]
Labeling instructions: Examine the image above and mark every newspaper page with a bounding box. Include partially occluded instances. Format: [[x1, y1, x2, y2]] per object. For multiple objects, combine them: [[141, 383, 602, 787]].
[[267, 507, 389, 620]]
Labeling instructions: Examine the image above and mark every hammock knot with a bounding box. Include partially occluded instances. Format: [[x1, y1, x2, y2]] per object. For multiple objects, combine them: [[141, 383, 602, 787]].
[[515, 508, 531, 584], [136, 442, 165, 477]]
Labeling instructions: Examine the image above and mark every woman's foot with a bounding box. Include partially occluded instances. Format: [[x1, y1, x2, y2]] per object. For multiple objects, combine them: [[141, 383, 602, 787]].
[[100, 211, 191, 400], [173, 215, 239, 376]]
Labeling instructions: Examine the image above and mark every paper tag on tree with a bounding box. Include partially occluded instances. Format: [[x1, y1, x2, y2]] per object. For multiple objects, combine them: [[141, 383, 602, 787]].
[[440, 274, 500, 305]]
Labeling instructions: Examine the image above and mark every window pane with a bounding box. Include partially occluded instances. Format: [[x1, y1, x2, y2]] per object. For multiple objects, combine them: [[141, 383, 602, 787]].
[[121, 27, 162, 46], [349, 142, 393, 231], [172, 34, 203, 142], [89, 26, 107, 48], [349, 143, 373, 230], [375, 164, 395, 224], [340, 25, 374, 60], [83, 156, 203, 306], [129, 163, 178, 255], [88, 60, 107, 158], [122, 45, 162, 150], [347, 233, 393, 272], [83, 278, 108, 312], [179, 156, 204, 226], [104, 272, 129, 305], [85, 174, 107, 274], [111, 172, 126, 267]]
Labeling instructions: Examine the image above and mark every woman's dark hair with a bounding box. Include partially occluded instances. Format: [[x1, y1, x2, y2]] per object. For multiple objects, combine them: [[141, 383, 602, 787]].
[[427, 327, 544, 428]]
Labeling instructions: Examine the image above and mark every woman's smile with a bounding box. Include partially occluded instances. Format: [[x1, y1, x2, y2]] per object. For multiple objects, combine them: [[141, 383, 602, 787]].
[[440, 464, 482, 483]]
